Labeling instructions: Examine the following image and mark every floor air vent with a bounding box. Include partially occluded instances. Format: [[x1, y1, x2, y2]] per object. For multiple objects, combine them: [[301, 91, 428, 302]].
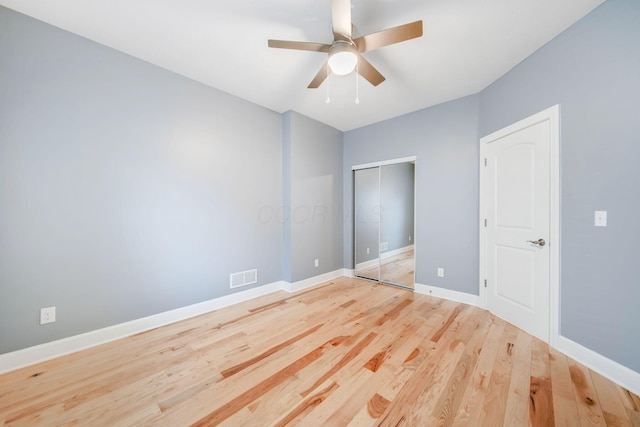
[[230, 269, 258, 289]]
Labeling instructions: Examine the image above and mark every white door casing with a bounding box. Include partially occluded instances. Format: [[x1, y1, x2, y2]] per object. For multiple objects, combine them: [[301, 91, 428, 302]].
[[479, 105, 560, 345]]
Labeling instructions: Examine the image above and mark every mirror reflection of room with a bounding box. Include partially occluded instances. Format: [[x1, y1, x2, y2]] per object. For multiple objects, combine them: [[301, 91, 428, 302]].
[[380, 163, 415, 288], [354, 161, 415, 289], [354, 167, 380, 281]]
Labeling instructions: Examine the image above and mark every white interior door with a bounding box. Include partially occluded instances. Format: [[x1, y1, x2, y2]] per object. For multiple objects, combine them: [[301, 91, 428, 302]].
[[482, 113, 555, 342]]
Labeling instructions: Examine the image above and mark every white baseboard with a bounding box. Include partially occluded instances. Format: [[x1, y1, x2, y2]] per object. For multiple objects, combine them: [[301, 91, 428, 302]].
[[282, 268, 347, 293], [4, 275, 638, 398], [0, 281, 285, 375], [414, 282, 481, 307], [413, 284, 640, 394], [0, 269, 349, 375], [412, 282, 640, 394], [355, 258, 379, 271], [556, 335, 640, 396], [355, 245, 414, 271], [381, 244, 414, 259]]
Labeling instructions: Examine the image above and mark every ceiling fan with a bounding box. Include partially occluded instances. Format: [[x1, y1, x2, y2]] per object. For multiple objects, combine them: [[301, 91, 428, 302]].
[[268, 0, 423, 88]]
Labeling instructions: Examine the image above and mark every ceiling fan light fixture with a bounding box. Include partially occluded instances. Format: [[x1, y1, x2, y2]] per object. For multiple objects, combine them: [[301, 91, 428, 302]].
[[267, 0, 423, 88], [328, 41, 358, 76]]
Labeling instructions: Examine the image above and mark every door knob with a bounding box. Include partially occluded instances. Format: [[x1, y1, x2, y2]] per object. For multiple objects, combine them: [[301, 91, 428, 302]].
[[527, 239, 546, 247]]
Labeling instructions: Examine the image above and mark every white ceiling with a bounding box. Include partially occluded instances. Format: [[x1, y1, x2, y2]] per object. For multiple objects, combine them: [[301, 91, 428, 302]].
[[1, 0, 604, 131]]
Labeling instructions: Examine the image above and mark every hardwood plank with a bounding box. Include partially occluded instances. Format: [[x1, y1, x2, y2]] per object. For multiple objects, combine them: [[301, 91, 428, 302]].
[[347, 307, 444, 425], [425, 316, 488, 426], [503, 329, 533, 426], [568, 357, 606, 425], [375, 303, 480, 425], [298, 364, 376, 425], [299, 331, 378, 397], [219, 323, 324, 378], [151, 283, 407, 425], [272, 380, 339, 426], [549, 346, 580, 427], [0, 278, 637, 426], [191, 345, 326, 426], [430, 305, 463, 343], [618, 386, 640, 427], [477, 321, 519, 427], [451, 316, 505, 427], [529, 336, 555, 427], [591, 370, 634, 427], [307, 319, 426, 425]]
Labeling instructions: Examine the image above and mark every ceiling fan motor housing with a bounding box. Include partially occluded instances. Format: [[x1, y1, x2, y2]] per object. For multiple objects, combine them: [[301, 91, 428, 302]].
[[328, 40, 358, 75]]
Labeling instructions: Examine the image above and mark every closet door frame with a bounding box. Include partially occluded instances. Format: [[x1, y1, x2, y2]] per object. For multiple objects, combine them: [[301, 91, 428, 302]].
[[352, 156, 417, 289]]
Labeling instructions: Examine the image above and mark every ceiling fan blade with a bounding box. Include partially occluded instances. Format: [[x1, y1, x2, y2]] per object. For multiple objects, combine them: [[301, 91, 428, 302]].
[[357, 56, 385, 86], [268, 40, 331, 53], [358, 55, 385, 86], [308, 62, 330, 88], [331, 0, 352, 40], [355, 20, 423, 53]]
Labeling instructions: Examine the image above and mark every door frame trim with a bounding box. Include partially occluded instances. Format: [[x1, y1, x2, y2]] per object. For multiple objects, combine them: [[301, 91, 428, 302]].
[[478, 105, 560, 346], [352, 156, 417, 290], [351, 156, 417, 171]]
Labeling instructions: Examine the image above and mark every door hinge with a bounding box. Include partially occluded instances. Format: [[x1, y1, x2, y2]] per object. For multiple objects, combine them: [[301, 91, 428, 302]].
[[484, 158, 487, 167], [484, 279, 487, 288], [484, 218, 487, 227]]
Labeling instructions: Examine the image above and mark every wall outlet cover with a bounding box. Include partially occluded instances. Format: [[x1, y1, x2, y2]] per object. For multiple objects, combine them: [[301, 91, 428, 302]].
[[594, 210, 607, 227], [40, 306, 56, 325]]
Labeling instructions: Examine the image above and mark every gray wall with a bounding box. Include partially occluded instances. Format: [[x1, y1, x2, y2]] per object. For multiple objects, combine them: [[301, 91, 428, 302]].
[[344, 95, 480, 294], [281, 113, 293, 283], [380, 162, 415, 252], [480, 0, 640, 372], [0, 7, 283, 354], [283, 112, 343, 283]]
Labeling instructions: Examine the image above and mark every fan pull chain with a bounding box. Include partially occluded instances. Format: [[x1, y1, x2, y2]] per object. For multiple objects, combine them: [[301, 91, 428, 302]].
[[355, 61, 360, 104], [325, 62, 331, 104]]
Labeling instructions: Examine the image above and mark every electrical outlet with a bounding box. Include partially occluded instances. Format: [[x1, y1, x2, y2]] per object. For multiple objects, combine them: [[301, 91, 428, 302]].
[[595, 210, 607, 227], [314, 258, 319, 267], [437, 268, 444, 278], [366, 248, 370, 255], [409, 236, 412, 242], [40, 306, 56, 325]]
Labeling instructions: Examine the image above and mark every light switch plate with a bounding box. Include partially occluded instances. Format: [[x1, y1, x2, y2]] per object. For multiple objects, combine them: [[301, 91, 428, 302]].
[[595, 211, 607, 227]]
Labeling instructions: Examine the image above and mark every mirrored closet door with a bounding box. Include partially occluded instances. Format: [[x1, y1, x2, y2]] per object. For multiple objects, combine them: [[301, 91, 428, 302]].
[[354, 160, 415, 289]]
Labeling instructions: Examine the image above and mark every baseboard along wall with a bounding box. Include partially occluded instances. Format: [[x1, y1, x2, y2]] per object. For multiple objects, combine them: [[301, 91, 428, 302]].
[[414, 282, 481, 307], [555, 335, 640, 396], [1, 272, 638, 395], [0, 281, 289, 374], [0, 269, 346, 375]]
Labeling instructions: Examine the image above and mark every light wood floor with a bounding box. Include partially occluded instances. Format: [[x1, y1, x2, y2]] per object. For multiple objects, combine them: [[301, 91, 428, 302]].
[[1, 278, 638, 426]]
